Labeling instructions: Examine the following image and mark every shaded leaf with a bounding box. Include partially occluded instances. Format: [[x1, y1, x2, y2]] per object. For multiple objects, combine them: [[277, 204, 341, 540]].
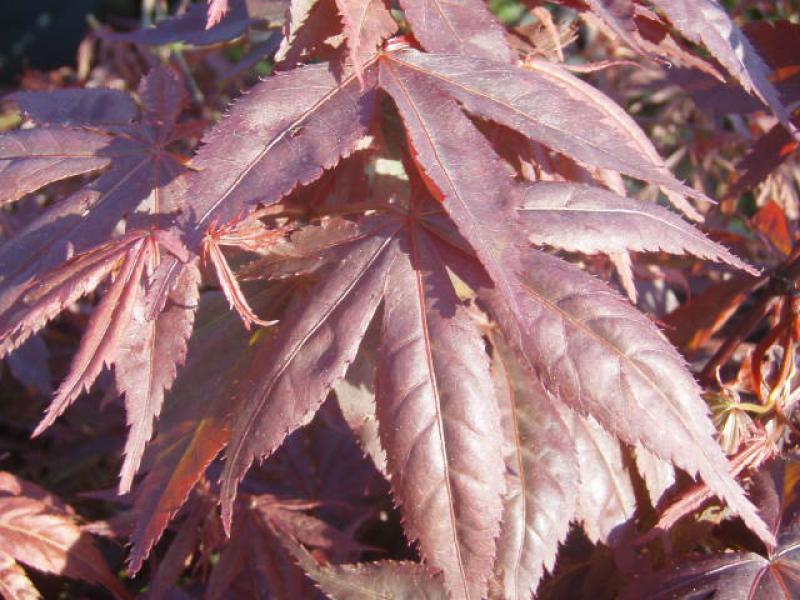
[[0, 491, 129, 599], [220, 221, 399, 531], [126, 283, 283, 572], [288, 535, 446, 600], [622, 459, 800, 600], [652, 0, 794, 131], [333, 318, 388, 476], [568, 412, 636, 545]]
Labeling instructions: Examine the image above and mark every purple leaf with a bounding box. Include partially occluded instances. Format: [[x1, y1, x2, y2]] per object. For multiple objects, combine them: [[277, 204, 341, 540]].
[[115, 262, 200, 493], [376, 222, 504, 599], [385, 49, 710, 215], [379, 56, 774, 546], [516, 181, 755, 273], [490, 336, 579, 599], [184, 61, 379, 246], [397, 0, 512, 61], [220, 220, 399, 531], [652, 0, 795, 132]]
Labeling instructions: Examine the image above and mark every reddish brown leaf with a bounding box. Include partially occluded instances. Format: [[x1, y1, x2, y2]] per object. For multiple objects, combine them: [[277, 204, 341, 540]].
[[397, 0, 512, 61], [489, 337, 579, 600], [115, 262, 201, 493], [287, 535, 446, 600], [0, 551, 40, 600], [379, 55, 773, 546], [0, 67, 189, 327], [376, 223, 504, 600], [334, 0, 396, 79], [623, 459, 800, 600], [0, 494, 129, 599], [184, 61, 379, 247], [662, 273, 760, 352], [220, 220, 399, 531], [729, 124, 800, 202]]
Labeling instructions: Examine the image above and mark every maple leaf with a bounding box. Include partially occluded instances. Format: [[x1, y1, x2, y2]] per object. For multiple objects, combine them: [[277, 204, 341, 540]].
[[125, 281, 284, 573], [375, 207, 505, 599], [377, 46, 773, 548], [568, 412, 637, 545], [0, 66, 189, 322], [208, 497, 325, 599], [148, 16, 778, 596], [396, 0, 512, 61], [275, 0, 344, 67], [219, 218, 399, 529], [105, 0, 277, 47], [115, 262, 200, 493], [285, 535, 447, 600], [650, 0, 795, 133], [207, 0, 232, 28], [333, 0, 396, 80], [622, 459, 800, 599], [0, 550, 40, 600], [489, 336, 579, 600], [381, 48, 710, 219], [515, 181, 756, 274], [183, 60, 378, 248], [0, 473, 130, 600]]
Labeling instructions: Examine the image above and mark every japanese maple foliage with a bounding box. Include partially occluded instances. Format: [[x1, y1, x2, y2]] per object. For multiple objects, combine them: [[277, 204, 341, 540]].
[[1, 0, 799, 598]]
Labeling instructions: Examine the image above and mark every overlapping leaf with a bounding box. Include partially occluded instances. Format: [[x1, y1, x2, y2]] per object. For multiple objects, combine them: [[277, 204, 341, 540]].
[[126, 282, 284, 572], [622, 459, 800, 599], [381, 49, 710, 215], [220, 218, 399, 528], [378, 50, 772, 546], [183, 61, 379, 246], [489, 337, 579, 600], [651, 0, 794, 131], [0, 66, 189, 319], [0, 473, 130, 600]]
